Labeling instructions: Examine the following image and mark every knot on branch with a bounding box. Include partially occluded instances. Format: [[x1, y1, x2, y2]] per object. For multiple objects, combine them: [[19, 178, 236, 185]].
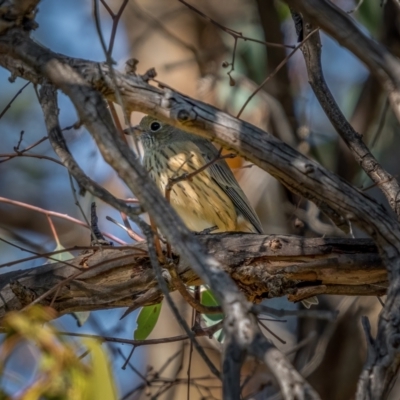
[[0, 0, 39, 34], [170, 105, 198, 126], [304, 163, 315, 175], [10, 280, 39, 307], [267, 238, 283, 250], [266, 275, 290, 298], [140, 67, 157, 83], [125, 58, 138, 75]]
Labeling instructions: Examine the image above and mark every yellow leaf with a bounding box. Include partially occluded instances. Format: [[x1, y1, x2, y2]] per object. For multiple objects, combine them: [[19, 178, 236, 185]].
[[81, 338, 117, 400]]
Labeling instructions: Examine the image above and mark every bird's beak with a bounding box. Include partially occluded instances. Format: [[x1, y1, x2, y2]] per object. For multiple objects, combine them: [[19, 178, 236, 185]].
[[124, 125, 143, 136]]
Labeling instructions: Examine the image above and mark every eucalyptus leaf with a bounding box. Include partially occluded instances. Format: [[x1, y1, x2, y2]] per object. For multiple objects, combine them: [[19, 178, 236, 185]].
[[133, 303, 162, 340], [201, 289, 225, 343], [71, 311, 91, 327], [47, 243, 74, 264]]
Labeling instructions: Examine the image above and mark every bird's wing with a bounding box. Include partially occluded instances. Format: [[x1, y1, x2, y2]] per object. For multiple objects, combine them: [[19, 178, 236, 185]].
[[194, 139, 264, 234]]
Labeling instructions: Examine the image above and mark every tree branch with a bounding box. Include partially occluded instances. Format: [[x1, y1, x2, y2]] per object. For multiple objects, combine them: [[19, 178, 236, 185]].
[[295, 16, 400, 218], [0, 234, 385, 319], [283, 0, 400, 128]]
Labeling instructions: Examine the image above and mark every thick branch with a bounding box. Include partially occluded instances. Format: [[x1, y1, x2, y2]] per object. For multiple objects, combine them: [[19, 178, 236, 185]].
[[0, 234, 385, 319]]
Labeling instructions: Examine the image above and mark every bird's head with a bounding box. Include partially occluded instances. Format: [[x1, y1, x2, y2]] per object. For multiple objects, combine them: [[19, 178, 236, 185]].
[[131, 116, 177, 150]]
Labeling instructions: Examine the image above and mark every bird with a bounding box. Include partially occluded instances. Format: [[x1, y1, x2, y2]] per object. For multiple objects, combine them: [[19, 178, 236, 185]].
[[134, 115, 263, 234], [131, 115, 318, 308]]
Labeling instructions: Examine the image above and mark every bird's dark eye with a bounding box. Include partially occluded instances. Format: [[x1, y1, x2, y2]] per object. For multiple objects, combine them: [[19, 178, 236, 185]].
[[150, 121, 161, 132]]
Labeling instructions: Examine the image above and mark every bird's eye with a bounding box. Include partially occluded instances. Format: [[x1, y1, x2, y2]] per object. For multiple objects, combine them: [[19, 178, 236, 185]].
[[150, 121, 161, 132]]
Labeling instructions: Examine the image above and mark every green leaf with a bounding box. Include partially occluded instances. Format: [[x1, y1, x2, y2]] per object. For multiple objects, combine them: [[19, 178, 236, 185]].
[[47, 243, 74, 264], [201, 289, 224, 322], [201, 289, 225, 343], [133, 303, 162, 340], [201, 288, 219, 306], [71, 311, 91, 327]]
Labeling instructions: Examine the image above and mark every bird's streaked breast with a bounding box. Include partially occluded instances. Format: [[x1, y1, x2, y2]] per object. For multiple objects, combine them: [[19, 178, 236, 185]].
[[143, 142, 237, 232]]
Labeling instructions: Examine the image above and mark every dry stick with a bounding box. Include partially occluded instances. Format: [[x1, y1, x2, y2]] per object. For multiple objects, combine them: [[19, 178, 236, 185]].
[[94, 0, 131, 151], [0, 135, 49, 163], [119, 212, 145, 241], [95, 0, 139, 155], [46, 214, 60, 247], [257, 318, 286, 345], [254, 305, 336, 321], [347, 0, 365, 13], [297, 17, 400, 219], [99, 0, 113, 16], [120, 346, 136, 370], [106, 214, 144, 242], [361, 176, 397, 193], [0, 81, 30, 119], [106, 0, 129, 56], [0, 243, 96, 269], [0, 237, 82, 271], [0, 242, 146, 270], [14, 129, 24, 150], [187, 306, 195, 400], [0, 196, 125, 244], [370, 97, 389, 149], [61, 331, 189, 346], [0, 152, 64, 166], [117, 348, 149, 384], [14, 135, 46, 153], [165, 150, 236, 203]]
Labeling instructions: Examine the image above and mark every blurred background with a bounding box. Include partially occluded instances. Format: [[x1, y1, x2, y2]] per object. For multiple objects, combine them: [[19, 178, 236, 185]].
[[0, 0, 398, 398]]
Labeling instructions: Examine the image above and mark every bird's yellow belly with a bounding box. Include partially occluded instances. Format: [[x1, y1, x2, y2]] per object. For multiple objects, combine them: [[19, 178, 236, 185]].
[[145, 148, 237, 232]]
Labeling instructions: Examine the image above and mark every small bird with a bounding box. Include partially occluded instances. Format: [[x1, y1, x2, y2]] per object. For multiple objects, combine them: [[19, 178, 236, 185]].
[[134, 115, 263, 234], [131, 115, 318, 308]]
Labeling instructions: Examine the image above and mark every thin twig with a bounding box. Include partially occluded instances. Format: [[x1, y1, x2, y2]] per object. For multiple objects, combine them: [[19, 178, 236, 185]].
[[0, 81, 30, 119], [106, 214, 145, 242], [237, 28, 319, 118], [258, 318, 286, 344], [165, 150, 236, 203], [370, 97, 389, 149], [179, 0, 294, 50]]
